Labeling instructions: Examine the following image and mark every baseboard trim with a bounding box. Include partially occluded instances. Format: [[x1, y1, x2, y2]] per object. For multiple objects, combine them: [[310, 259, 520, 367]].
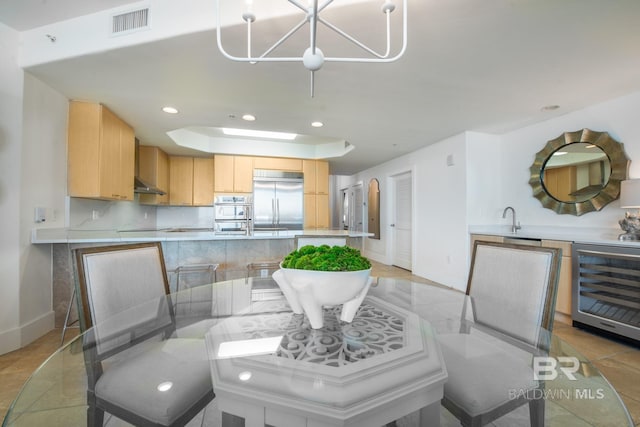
[[0, 311, 55, 356], [0, 327, 22, 356], [21, 311, 55, 348]]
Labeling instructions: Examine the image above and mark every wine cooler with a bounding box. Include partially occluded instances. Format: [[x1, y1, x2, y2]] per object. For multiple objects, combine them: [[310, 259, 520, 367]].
[[572, 243, 640, 344]]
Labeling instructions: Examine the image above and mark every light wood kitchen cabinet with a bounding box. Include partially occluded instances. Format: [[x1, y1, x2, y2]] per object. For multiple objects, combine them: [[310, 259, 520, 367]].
[[304, 193, 329, 229], [214, 155, 253, 193], [214, 155, 234, 193], [316, 160, 329, 194], [304, 194, 317, 229], [541, 239, 573, 319], [302, 160, 330, 228], [170, 156, 214, 206], [67, 101, 135, 201], [303, 160, 317, 193], [193, 157, 215, 205], [169, 156, 194, 205], [138, 145, 169, 205], [253, 156, 302, 171], [233, 156, 254, 193], [302, 160, 329, 194], [316, 193, 329, 228]]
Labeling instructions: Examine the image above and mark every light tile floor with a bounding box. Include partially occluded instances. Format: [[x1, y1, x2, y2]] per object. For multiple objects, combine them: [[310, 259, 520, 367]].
[[1, 262, 638, 426]]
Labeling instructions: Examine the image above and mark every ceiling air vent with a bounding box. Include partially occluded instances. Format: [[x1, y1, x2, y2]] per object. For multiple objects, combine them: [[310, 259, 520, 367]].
[[111, 8, 150, 35]]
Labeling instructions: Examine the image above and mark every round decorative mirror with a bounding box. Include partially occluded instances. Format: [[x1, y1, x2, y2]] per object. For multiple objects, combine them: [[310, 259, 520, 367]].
[[529, 129, 629, 216]]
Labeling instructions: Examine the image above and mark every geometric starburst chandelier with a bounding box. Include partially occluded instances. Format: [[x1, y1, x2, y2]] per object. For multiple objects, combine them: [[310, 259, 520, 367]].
[[215, 0, 407, 97]]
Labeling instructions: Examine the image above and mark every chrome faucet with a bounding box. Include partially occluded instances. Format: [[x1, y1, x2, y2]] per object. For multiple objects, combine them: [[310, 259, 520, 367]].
[[502, 206, 521, 233]]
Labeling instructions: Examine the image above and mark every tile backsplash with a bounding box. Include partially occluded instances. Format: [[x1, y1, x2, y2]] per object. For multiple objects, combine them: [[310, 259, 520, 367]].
[[68, 197, 214, 230]]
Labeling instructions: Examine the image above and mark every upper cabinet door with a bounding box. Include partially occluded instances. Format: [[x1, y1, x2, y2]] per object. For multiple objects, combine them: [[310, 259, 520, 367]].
[[214, 155, 254, 193], [315, 160, 329, 195], [303, 160, 317, 194], [234, 156, 254, 193], [67, 101, 134, 201], [138, 145, 169, 205], [302, 160, 329, 195], [193, 157, 215, 205], [253, 157, 302, 171], [214, 155, 235, 193], [169, 156, 194, 205], [117, 119, 135, 201]]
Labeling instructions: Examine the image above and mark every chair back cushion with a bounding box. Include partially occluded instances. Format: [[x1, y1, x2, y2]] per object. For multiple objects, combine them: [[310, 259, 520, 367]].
[[75, 243, 172, 355], [467, 241, 560, 347]]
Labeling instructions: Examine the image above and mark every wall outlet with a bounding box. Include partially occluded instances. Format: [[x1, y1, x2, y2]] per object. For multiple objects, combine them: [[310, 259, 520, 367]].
[[34, 207, 46, 223], [92, 210, 100, 220]]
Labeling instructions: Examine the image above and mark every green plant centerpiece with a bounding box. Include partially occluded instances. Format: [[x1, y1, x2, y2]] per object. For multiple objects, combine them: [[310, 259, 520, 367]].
[[273, 244, 373, 329], [281, 244, 371, 271]]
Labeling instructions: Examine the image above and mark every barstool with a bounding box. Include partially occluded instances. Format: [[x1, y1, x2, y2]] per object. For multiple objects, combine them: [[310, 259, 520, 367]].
[[175, 263, 219, 291], [60, 288, 79, 346], [246, 261, 282, 301]]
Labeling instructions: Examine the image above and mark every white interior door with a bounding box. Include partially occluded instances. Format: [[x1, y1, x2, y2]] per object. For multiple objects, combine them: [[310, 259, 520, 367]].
[[392, 172, 412, 270]]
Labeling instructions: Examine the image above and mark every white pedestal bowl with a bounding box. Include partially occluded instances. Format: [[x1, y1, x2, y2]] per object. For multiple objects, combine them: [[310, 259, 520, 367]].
[[272, 267, 373, 329]]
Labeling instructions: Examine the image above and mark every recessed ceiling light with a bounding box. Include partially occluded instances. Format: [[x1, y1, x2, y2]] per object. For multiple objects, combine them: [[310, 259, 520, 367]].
[[162, 106, 179, 114], [242, 114, 256, 121], [157, 381, 173, 392], [311, 121, 324, 128], [222, 128, 297, 140]]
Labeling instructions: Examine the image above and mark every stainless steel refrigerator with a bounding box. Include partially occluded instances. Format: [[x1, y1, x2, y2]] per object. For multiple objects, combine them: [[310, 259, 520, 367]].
[[253, 170, 304, 230]]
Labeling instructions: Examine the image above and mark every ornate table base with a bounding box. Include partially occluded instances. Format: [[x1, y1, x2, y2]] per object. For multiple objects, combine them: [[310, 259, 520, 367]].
[[205, 296, 447, 427]]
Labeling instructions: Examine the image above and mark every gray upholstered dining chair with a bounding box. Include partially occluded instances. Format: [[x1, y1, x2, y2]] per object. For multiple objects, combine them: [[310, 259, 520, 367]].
[[439, 240, 561, 427], [73, 242, 214, 427]]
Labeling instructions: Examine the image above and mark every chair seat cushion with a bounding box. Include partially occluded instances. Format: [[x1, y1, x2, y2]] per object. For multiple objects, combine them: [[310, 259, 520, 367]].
[[439, 333, 539, 417], [95, 338, 212, 426]]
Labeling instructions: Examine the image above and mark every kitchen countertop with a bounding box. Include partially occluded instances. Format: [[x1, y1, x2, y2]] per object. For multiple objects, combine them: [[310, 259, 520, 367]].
[[469, 224, 640, 247], [31, 228, 373, 244]]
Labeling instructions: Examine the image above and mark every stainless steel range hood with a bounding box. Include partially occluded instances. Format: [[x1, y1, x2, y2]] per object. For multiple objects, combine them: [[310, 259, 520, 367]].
[[134, 139, 166, 195], [134, 176, 166, 195]]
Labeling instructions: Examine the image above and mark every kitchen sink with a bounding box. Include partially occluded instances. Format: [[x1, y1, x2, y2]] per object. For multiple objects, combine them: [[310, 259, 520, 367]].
[[165, 228, 215, 232]]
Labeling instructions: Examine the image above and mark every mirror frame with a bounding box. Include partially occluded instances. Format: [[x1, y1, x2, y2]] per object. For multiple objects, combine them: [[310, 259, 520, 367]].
[[529, 128, 629, 216]]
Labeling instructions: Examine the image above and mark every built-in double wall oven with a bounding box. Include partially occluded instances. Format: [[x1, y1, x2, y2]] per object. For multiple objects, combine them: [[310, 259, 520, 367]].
[[213, 195, 252, 234]]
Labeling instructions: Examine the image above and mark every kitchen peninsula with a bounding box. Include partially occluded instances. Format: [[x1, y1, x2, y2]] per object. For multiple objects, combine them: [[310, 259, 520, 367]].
[[32, 228, 372, 329]]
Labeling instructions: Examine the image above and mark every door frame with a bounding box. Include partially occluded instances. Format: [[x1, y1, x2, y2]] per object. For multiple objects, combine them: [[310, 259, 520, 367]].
[[340, 182, 364, 232], [386, 169, 414, 270]]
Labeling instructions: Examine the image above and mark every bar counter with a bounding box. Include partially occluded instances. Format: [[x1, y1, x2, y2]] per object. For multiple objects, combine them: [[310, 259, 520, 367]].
[[31, 227, 372, 244], [32, 228, 371, 329]]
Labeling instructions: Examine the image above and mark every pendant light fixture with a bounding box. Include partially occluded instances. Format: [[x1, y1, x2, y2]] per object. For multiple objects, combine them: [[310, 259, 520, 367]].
[[215, 0, 407, 97]]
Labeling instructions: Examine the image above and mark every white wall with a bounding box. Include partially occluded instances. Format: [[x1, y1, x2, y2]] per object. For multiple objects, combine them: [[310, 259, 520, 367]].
[[345, 91, 640, 291], [20, 74, 69, 340], [347, 132, 471, 290], [412, 133, 469, 289], [0, 22, 25, 354], [495, 91, 640, 231], [0, 24, 70, 354]]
